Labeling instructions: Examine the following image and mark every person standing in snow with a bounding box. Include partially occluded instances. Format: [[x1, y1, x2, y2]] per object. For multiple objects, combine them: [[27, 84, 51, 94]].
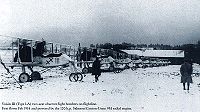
[[180, 59, 193, 90], [92, 57, 101, 82]]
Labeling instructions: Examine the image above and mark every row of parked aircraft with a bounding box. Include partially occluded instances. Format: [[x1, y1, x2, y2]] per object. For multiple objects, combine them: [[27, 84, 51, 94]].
[[0, 36, 171, 88]]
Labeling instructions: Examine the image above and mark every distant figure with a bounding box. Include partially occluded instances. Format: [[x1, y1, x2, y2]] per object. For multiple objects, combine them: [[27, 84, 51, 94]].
[[92, 57, 101, 82], [80, 48, 92, 68], [180, 59, 193, 90]]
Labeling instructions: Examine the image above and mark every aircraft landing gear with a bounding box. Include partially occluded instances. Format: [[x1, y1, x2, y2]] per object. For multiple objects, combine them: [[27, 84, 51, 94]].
[[82, 67, 89, 74], [31, 71, 43, 80], [19, 73, 31, 83], [19, 66, 42, 83], [19, 66, 31, 83], [69, 72, 83, 82], [114, 68, 122, 73]]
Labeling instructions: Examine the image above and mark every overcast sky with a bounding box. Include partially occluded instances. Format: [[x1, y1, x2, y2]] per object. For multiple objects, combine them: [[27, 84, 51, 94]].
[[0, 0, 200, 46]]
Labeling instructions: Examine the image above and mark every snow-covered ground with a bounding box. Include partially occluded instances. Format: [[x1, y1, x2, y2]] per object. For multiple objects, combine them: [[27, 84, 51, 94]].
[[0, 63, 200, 112]]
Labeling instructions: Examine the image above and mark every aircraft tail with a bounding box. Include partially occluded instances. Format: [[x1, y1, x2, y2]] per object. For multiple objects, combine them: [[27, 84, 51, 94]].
[[61, 54, 73, 62]]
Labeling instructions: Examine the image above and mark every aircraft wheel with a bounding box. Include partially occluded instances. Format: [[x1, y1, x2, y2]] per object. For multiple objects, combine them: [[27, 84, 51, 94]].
[[82, 67, 89, 74], [131, 67, 137, 71], [114, 69, 122, 73], [195, 73, 200, 77], [76, 73, 83, 81], [109, 66, 114, 71], [142, 65, 146, 69], [31, 71, 42, 80], [124, 65, 129, 69], [69, 73, 78, 82], [19, 73, 31, 83]]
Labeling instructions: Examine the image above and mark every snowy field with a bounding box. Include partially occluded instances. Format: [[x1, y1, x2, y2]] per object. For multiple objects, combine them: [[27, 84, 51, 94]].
[[0, 62, 200, 112]]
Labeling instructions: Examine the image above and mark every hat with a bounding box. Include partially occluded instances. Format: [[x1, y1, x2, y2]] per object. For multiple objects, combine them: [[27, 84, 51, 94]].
[[184, 58, 190, 62], [21, 39, 28, 45]]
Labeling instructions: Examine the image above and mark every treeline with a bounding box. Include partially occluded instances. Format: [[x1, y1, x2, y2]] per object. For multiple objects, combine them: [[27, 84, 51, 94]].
[[90, 41, 200, 64], [90, 42, 181, 50], [180, 42, 200, 64]]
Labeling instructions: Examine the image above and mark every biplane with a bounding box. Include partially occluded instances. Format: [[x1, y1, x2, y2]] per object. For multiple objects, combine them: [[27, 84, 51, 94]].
[[0, 36, 83, 84]]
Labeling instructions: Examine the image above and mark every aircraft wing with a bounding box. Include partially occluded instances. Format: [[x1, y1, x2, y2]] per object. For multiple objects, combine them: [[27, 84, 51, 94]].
[[4, 62, 41, 67]]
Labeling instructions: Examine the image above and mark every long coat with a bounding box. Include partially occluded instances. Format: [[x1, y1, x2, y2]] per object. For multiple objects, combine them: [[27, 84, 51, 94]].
[[14, 45, 32, 62], [180, 62, 193, 83], [92, 60, 101, 76], [34, 41, 46, 56]]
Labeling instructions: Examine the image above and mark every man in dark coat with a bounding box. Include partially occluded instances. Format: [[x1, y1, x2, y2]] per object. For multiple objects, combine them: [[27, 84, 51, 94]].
[[34, 41, 46, 57], [92, 57, 101, 82], [180, 59, 193, 90], [14, 41, 32, 62], [13, 40, 33, 72]]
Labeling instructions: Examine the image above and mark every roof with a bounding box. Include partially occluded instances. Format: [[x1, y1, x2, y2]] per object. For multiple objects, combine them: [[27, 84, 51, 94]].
[[113, 49, 128, 54], [122, 50, 184, 58]]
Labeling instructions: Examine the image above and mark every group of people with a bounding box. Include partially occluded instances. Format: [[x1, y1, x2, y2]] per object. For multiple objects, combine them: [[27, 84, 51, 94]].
[[13, 40, 46, 72], [14, 39, 46, 63]]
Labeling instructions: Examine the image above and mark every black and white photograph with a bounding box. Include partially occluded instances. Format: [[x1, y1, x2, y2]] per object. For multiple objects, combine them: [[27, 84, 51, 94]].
[[0, 0, 200, 112]]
